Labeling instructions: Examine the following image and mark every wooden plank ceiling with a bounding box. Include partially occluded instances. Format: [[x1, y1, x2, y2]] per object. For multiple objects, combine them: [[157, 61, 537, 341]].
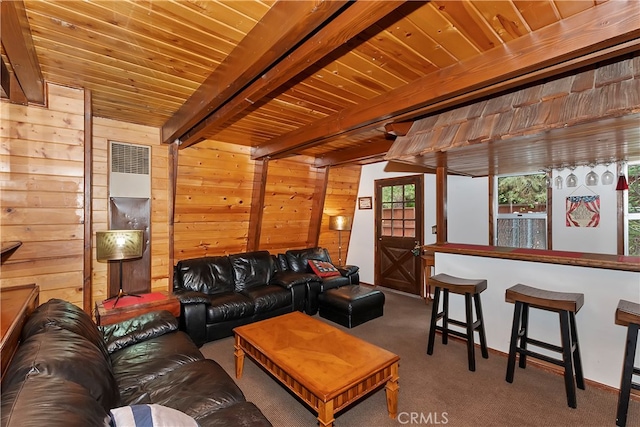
[[3, 0, 639, 175]]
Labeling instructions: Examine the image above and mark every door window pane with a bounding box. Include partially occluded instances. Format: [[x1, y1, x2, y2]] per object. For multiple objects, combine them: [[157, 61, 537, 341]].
[[381, 183, 416, 237]]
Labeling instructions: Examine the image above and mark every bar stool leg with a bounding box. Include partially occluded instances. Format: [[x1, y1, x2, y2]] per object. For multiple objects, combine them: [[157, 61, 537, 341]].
[[427, 287, 441, 355], [518, 303, 530, 369], [617, 323, 639, 427], [474, 293, 489, 359], [464, 293, 476, 371], [506, 301, 523, 383], [442, 289, 450, 345], [559, 310, 577, 408], [569, 312, 585, 390]]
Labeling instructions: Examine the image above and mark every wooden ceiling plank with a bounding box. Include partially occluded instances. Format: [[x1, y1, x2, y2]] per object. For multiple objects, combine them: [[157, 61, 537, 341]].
[[1, 57, 10, 98], [162, 0, 350, 144], [1, 0, 44, 104], [178, 1, 407, 148], [251, 0, 640, 160]]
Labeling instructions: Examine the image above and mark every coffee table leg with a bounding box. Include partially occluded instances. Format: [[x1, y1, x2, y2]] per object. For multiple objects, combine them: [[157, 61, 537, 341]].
[[234, 335, 245, 379], [385, 362, 399, 419], [317, 400, 335, 427]]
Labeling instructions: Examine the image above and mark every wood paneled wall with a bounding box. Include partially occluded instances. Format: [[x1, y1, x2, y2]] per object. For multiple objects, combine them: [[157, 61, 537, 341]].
[[173, 139, 361, 262], [1, 84, 85, 305], [319, 165, 361, 263], [174, 139, 254, 258], [91, 117, 169, 304], [1, 83, 170, 311], [2, 83, 360, 311]]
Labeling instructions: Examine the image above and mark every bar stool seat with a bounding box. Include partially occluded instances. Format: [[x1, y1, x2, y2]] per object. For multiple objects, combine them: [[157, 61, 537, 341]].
[[505, 284, 585, 408], [615, 299, 640, 427], [427, 273, 488, 372]]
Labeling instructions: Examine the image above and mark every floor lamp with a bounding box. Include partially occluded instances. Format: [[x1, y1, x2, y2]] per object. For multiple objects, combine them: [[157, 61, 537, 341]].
[[329, 215, 352, 266], [96, 229, 144, 307]]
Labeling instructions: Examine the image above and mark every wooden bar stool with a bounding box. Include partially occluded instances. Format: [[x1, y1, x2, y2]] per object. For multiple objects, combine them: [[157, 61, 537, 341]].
[[505, 284, 585, 408], [615, 299, 640, 427], [426, 273, 488, 371]]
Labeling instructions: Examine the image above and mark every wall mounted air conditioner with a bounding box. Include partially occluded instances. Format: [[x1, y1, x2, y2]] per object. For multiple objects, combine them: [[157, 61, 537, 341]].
[[109, 142, 151, 198]]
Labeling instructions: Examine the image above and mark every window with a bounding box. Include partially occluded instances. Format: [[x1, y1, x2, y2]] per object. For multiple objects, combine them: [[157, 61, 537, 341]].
[[625, 162, 640, 255], [381, 183, 416, 237], [495, 173, 547, 249]]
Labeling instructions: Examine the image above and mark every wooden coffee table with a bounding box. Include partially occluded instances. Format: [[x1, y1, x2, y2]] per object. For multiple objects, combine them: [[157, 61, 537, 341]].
[[234, 311, 399, 427]]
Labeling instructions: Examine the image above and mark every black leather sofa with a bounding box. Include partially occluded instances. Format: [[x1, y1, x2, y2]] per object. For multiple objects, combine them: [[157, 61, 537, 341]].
[[173, 250, 313, 346], [278, 247, 360, 315], [0, 298, 272, 427]]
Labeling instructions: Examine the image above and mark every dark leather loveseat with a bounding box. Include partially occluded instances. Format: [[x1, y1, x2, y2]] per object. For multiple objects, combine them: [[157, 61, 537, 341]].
[[278, 247, 360, 315], [173, 250, 313, 346], [0, 298, 272, 427]]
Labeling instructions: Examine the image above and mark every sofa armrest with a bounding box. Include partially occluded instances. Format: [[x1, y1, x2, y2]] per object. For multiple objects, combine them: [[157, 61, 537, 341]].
[[271, 271, 319, 289], [100, 310, 178, 354], [338, 264, 359, 277], [173, 289, 211, 304]]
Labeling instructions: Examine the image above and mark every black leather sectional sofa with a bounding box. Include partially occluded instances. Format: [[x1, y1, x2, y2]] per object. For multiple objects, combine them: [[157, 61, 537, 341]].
[[173, 248, 359, 345], [0, 298, 272, 427]]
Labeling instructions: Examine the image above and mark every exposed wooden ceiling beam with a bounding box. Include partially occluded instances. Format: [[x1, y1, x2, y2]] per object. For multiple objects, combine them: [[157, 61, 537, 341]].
[[177, 1, 407, 149], [1, 0, 44, 104], [384, 121, 413, 137], [252, 0, 640, 160], [314, 140, 394, 168], [162, 0, 350, 144], [0, 57, 9, 98]]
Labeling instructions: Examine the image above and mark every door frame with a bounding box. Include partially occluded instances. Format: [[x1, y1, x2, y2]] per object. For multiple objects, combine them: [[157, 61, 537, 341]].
[[374, 174, 424, 293]]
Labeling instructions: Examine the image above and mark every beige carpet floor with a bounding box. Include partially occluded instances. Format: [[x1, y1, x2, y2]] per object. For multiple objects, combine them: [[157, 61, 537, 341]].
[[200, 288, 639, 427]]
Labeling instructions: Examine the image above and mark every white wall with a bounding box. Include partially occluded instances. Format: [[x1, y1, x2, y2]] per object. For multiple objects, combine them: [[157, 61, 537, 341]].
[[552, 164, 618, 254]]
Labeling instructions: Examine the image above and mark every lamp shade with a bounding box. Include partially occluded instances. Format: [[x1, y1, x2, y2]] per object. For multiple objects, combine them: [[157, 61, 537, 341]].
[[96, 230, 144, 261], [329, 215, 352, 231]]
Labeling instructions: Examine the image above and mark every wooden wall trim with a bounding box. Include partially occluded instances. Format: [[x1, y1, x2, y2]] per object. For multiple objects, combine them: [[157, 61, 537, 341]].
[[308, 167, 329, 247], [435, 164, 447, 244], [82, 89, 92, 313], [169, 141, 178, 286], [247, 159, 268, 251], [488, 175, 494, 246]]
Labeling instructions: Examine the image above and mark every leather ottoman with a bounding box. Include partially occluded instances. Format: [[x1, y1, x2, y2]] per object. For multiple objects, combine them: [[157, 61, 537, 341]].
[[318, 285, 385, 328]]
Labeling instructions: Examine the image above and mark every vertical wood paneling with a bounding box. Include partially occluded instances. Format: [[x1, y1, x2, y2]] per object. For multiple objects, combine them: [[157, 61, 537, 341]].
[[1, 83, 85, 306], [91, 117, 166, 307], [319, 164, 361, 263]]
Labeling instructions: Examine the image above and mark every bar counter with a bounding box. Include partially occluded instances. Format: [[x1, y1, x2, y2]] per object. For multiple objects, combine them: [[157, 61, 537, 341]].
[[423, 243, 640, 273], [422, 243, 639, 390]]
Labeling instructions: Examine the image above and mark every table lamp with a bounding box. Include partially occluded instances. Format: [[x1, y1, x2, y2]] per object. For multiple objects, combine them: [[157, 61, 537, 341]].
[[329, 215, 352, 266], [96, 229, 144, 307]]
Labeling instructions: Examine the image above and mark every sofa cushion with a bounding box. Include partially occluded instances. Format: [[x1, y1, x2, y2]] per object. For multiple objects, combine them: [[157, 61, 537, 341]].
[[206, 291, 256, 323], [195, 401, 273, 427], [308, 259, 341, 277], [4, 326, 120, 411], [1, 375, 111, 427], [285, 247, 330, 273], [111, 331, 204, 403], [175, 256, 235, 295], [21, 298, 110, 360], [101, 310, 178, 354], [241, 285, 292, 314], [229, 250, 276, 291], [109, 404, 198, 427], [121, 359, 246, 412]]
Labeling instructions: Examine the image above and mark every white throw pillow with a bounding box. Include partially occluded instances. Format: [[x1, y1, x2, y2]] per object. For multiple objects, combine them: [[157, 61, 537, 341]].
[[109, 404, 199, 427]]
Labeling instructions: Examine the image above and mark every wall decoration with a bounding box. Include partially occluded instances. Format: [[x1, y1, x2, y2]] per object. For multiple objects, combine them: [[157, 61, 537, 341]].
[[358, 197, 372, 210], [566, 195, 600, 227]]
